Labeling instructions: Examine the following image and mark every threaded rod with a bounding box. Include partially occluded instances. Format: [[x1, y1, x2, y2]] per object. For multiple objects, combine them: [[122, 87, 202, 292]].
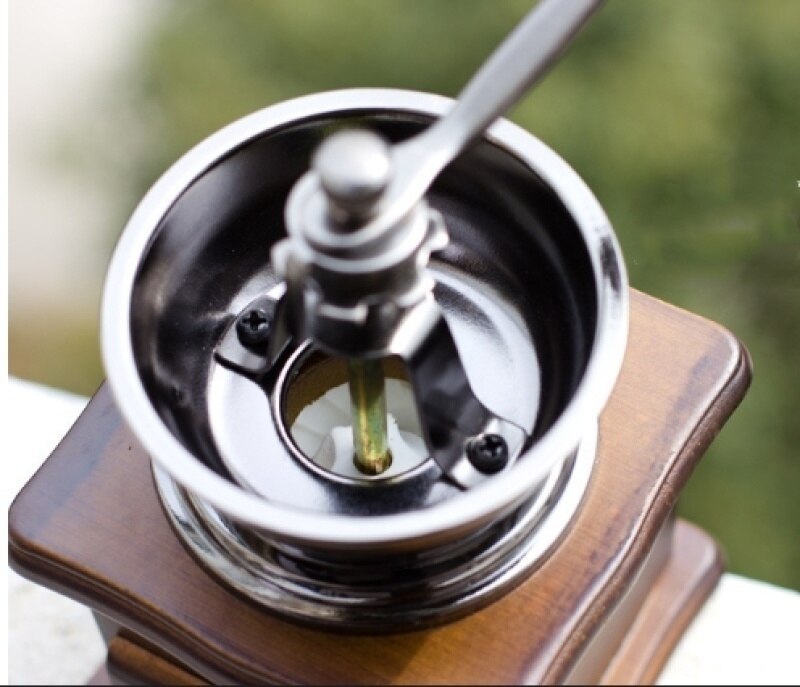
[[347, 358, 391, 475]]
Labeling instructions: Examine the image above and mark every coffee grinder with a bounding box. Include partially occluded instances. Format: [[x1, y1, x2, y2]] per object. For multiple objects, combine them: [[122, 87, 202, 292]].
[[9, 0, 751, 682]]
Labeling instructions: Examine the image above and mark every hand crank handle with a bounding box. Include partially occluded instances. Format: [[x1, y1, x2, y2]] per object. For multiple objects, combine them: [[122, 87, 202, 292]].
[[391, 0, 605, 211]]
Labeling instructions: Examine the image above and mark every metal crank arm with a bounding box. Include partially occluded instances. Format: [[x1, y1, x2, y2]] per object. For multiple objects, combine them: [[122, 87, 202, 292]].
[[391, 295, 527, 489]]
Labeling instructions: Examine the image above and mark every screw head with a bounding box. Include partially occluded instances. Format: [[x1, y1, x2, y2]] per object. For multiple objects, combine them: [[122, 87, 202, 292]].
[[236, 308, 270, 347], [467, 433, 509, 474]]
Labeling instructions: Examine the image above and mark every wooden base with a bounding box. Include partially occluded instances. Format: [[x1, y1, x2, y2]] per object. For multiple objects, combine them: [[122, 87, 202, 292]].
[[9, 291, 751, 684], [599, 520, 723, 685], [94, 519, 721, 686]]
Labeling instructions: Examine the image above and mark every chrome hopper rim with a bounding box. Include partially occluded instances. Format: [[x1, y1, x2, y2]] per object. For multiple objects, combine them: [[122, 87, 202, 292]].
[[102, 89, 628, 551]]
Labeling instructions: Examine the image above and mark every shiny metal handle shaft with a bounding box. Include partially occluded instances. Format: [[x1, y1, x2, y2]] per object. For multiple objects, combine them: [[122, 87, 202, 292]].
[[394, 0, 604, 201]]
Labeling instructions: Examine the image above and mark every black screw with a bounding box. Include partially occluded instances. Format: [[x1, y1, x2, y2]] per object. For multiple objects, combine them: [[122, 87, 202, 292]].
[[467, 433, 509, 474], [236, 308, 271, 347]]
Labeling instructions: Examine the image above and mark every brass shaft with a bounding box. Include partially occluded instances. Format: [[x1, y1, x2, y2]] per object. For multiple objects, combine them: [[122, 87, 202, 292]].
[[347, 358, 391, 475]]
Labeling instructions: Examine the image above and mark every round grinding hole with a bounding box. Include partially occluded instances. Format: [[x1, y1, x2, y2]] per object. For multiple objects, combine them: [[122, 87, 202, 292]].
[[284, 353, 429, 480]]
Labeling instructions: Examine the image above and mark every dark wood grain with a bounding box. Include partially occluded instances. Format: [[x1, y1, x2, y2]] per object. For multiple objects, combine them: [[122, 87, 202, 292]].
[[106, 636, 206, 686], [8, 290, 751, 685], [97, 518, 720, 686]]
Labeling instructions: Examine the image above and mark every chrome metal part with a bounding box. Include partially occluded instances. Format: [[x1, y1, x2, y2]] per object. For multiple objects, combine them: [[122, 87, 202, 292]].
[[271, 0, 604, 488], [314, 129, 392, 227], [99, 0, 626, 631], [273, 186, 447, 356], [153, 422, 597, 631], [102, 88, 627, 573], [392, 295, 525, 488], [383, 0, 604, 228], [205, 265, 541, 515], [278, 176, 528, 487], [277, 0, 605, 306]]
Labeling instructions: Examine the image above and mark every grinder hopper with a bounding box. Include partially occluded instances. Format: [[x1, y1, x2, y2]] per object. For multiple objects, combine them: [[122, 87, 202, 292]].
[[101, 0, 628, 631]]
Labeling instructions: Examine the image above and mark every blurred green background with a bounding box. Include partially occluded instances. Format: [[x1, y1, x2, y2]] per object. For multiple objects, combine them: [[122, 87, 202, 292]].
[[9, 1, 799, 588]]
